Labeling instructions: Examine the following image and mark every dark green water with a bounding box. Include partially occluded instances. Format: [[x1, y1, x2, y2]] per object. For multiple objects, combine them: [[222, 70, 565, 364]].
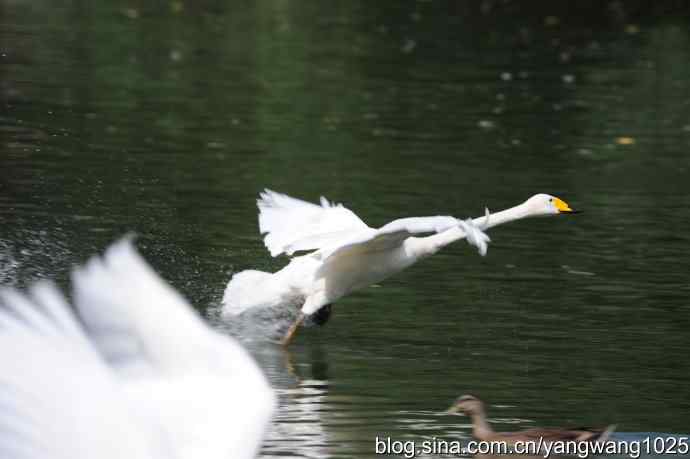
[[2, 1, 690, 458]]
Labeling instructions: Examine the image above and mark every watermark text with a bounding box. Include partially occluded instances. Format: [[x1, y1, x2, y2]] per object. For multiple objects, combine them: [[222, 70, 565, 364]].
[[374, 435, 689, 458]]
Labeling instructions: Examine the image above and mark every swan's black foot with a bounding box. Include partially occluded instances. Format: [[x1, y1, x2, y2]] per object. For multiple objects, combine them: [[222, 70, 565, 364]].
[[304, 304, 333, 327]]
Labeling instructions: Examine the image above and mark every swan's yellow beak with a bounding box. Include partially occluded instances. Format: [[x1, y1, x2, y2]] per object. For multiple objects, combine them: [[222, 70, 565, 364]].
[[554, 197, 577, 214]]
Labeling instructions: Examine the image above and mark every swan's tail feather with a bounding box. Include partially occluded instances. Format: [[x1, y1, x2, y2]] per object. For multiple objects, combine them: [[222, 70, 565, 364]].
[[222, 270, 274, 314]]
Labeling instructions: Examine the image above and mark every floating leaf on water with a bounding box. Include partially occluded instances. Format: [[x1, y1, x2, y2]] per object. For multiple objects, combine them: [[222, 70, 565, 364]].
[[625, 24, 640, 35], [544, 16, 560, 27], [616, 136, 636, 145]]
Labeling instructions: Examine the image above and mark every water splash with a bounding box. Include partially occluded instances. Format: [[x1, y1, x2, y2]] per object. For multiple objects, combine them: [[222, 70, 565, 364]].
[[209, 301, 302, 344]]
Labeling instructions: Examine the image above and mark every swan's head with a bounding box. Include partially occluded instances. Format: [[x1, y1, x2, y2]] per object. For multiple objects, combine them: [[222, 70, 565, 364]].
[[446, 394, 485, 416], [524, 193, 577, 216]]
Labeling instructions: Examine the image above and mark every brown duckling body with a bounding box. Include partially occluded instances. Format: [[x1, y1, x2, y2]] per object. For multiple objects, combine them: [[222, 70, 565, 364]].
[[446, 395, 615, 445]]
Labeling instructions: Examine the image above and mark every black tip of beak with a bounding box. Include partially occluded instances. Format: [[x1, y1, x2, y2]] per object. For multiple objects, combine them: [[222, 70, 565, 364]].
[[568, 210, 582, 214]]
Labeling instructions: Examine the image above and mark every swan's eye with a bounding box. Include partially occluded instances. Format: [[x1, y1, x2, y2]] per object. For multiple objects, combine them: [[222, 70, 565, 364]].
[[549, 198, 553, 202]]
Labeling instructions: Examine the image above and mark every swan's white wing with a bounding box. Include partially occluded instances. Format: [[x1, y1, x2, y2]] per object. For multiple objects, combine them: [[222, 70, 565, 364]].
[[316, 216, 459, 261], [317, 215, 491, 263], [71, 239, 217, 376], [71, 239, 276, 459], [258, 189, 369, 257], [0, 283, 157, 459]]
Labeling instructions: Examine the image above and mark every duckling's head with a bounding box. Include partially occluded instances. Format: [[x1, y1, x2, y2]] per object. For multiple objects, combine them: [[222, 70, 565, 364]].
[[446, 394, 485, 416], [524, 193, 578, 216]]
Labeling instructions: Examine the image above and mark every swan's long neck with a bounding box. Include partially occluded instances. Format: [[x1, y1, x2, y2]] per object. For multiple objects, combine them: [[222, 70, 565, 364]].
[[406, 203, 530, 258], [471, 202, 530, 231]]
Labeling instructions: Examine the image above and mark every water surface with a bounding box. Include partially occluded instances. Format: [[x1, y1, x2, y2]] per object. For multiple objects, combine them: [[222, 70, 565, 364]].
[[2, 1, 689, 458]]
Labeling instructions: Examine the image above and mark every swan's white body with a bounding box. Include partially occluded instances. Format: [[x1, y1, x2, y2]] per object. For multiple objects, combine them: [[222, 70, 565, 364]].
[[0, 240, 275, 459], [222, 190, 574, 318]]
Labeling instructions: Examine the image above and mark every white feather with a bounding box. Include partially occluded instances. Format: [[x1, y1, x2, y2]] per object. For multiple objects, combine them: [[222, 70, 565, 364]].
[[315, 215, 464, 262], [257, 189, 369, 257], [0, 239, 276, 459], [0, 282, 158, 459]]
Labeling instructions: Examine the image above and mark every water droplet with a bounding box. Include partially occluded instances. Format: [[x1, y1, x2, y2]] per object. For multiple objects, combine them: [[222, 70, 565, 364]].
[[123, 8, 139, 19], [401, 39, 416, 53], [545, 16, 560, 26]]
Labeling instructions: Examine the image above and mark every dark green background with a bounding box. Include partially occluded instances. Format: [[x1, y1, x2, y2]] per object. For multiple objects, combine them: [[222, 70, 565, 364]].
[[2, 1, 689, 457]]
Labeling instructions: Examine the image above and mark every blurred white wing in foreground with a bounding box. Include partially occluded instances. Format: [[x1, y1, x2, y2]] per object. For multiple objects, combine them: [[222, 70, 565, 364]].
[[0, 238, 276, 459]]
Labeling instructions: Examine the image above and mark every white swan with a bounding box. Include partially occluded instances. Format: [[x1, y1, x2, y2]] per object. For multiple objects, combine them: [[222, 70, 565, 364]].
[[0, 239, 275, 459], [222, 191, 577, 345]]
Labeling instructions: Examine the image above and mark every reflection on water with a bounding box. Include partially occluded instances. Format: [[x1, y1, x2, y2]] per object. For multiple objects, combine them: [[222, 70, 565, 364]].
[[3, 1, 690, 458], [247, 343, 333, 458]]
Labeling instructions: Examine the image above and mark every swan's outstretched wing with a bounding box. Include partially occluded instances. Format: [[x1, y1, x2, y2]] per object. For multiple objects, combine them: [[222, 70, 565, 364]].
[[258, 189, 369, 257], [71, 239, 276, 459], [71, 239, 220, 376], [0, 283, 156, 459], [316, 215, 490, 264]]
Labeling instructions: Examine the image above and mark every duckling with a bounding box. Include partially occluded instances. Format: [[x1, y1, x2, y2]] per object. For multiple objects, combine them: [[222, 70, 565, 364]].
[[446, 395, 615, 444]]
